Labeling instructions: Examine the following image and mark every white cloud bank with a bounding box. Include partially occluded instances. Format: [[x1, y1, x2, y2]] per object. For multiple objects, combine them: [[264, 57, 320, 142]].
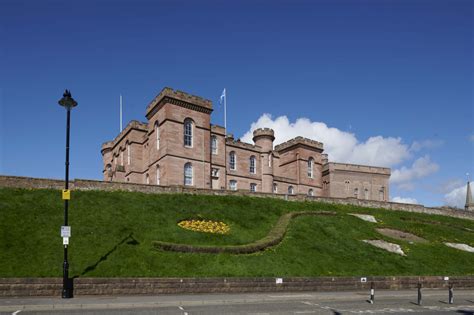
[[391, 196, 418, 204], [241, 114, 410, 168], [444, 182, 473, 208], [390, 155, 439, 184]]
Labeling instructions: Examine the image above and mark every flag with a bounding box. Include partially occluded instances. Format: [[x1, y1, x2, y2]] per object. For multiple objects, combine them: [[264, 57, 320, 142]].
[[219, 88, 226, 105]]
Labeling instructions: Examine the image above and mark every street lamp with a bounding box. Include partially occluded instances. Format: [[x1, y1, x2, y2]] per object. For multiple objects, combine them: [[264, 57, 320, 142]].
[[58, 90, 77, 298]]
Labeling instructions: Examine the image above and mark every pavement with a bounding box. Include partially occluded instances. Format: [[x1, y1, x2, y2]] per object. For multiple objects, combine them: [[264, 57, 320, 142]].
[[0, 289, 473, 314]]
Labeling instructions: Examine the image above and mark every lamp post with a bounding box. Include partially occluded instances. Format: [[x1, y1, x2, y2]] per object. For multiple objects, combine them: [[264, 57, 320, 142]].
[[58, 90, 77, 298]]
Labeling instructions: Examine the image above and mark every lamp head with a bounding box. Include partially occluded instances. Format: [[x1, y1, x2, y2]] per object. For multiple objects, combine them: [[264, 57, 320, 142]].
[[58, 89, 78, 110]]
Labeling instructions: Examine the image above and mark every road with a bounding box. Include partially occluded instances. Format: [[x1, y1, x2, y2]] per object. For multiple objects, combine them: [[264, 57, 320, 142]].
[[1, 290, 473, 314]]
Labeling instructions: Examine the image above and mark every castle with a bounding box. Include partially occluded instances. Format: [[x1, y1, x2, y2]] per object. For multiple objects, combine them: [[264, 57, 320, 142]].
[[101, 87, 391, 200]]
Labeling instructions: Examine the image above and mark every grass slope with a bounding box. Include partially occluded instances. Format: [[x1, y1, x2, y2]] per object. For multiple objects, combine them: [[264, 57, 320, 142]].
[[0, 188, 473, 278]]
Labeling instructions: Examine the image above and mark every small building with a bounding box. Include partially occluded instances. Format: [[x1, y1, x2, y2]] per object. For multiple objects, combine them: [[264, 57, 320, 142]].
[[101, 87, 390, 200]]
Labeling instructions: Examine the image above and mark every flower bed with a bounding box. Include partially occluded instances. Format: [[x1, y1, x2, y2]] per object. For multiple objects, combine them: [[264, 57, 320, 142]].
[[178, 219, 230, 234]]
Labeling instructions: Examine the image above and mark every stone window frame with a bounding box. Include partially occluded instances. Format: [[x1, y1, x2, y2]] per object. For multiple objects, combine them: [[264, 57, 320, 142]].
[[288, 186, 294, 195], [273, 183, 278, 193], [184, 118, 193, 148], [250, 183, 257, 192], [379, 187, 385, 201], [249, 155, 256, 174], [211, 135, 218, 155], [155, 121, 160, 150], [354, 187, 359, 198], [364, 188, 369, 200], [156, 164, 160, 185], [145, 173, 150, 185], [229, 151, 237, 170], [307, 157, 314, 178], [308, 188, 314, 196], [120, 150, 124, 166], [184, 162, 193, 186], [229, 180, 237, 191], [127, 142, 131, 165]]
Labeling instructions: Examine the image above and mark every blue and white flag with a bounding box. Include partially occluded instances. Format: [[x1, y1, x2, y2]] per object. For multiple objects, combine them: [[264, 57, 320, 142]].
[[219, 88, 226, 105]]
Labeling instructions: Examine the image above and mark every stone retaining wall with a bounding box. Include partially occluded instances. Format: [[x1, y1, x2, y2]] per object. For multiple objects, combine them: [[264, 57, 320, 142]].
[[1, 276, 473, 297], [1, 175, 473, 221]]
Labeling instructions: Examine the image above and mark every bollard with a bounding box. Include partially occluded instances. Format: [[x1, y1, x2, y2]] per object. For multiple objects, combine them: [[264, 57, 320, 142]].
[[370, 281, 375, 304], [448, 283, 454, 304], [417, 282, 422, 306]]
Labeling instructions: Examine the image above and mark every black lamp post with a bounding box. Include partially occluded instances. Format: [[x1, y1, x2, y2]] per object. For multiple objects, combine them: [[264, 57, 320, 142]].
[[58, 90, 77, 298]]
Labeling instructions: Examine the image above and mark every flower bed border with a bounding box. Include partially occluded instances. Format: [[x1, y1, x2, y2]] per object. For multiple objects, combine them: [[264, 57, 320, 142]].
[[152, 211, 337, 254]]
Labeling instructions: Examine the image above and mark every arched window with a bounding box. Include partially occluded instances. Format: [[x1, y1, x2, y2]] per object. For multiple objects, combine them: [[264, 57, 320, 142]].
[[273, 183, 278, 193], [184, 163, 193, 186], [184, 119, 193, 147], [229, 180, 237, 190], [288, 186, 294, 195], [307, 158, 314, 178], [155, 121, 160, 150], [249, 155, 256, 174], [379, 187, 385, 201], [145, 173, 149, 185], [354, 188, 359, 198], [364, 188, 369, 200], [211, 135, 218, 154], [229, 151, 236, 170], [127, 143, 131, 165], [250, 183, 257, 192], [120, 150, 124, 166], [156, 165, 160, 185], [308, 189, 314, 196], [268, 154, 272, 168], [345, 180, 350, 195]]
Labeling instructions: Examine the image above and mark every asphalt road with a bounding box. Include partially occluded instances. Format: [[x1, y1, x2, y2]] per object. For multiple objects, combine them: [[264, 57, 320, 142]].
[[1, 290, 473, 315]]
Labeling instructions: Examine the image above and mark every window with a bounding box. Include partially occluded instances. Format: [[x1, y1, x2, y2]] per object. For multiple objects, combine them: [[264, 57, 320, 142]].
[[127, 143, 131, 165], [211, 136, 218, 154], [120, 151, 124, 166], [155, 122, 160, 150], [268, 154, 272, 167], [212, 168, 219, 177], [288, 186, 294, 195], [250, 183, 257, 192], [307, 158, 314, 178], [229, 151, 236, 170], [379, 187, 385, 201], [345, 180, 350, 195], [184, 163, 193, 186], [308, 189, 314, 196], [156, 165, 160, 185], [273, 183, 278, 193], [229, 180, 237, 191], [364, 188, 369, 200], [354, 188, 359, 198], [184, 119, 193, 147], [249, 156, 256, 174], [145, 173, 149, 185]]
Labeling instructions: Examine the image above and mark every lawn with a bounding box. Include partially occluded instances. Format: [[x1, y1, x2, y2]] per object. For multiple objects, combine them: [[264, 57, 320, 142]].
[[0, 188, 472, 277]]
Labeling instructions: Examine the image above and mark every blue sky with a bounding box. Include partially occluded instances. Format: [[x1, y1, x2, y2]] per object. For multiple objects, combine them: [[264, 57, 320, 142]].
[[1, 0, 472, 207]]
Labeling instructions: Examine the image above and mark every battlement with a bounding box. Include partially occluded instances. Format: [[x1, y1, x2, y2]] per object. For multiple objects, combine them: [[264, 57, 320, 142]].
[[226, 137, 262, 152], [274, 136, 324, 152], [146, 87, 212, 117], [211, 124, 226, 136], [324, 162, 391, 175], [252, 128, 275, 140], [101, 120, 147, 154]]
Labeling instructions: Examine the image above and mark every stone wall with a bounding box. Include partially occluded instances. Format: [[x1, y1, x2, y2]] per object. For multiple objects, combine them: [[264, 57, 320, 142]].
[[1, 276, 473, 297], [0, 175, 473, 221]]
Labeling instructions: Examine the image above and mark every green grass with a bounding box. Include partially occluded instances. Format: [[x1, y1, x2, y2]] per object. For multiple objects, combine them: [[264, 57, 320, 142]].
[[0, 188, 473, 278]]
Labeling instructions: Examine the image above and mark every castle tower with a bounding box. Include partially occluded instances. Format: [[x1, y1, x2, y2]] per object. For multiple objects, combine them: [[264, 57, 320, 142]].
[[253, 128, 275, 193]]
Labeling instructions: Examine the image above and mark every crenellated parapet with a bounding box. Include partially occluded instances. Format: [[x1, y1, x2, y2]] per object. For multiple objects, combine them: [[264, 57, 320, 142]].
[[226, 137, 262, 152], [275, 136, 324, 153], [101, 120, 147, 155], [252, 128, 275, 141], [146, 87, 213, 118]]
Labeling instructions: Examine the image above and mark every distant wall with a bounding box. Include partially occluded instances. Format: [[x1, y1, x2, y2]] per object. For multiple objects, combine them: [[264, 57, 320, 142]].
[[0, 276, 473, 297], [0, 175, 473, 221]]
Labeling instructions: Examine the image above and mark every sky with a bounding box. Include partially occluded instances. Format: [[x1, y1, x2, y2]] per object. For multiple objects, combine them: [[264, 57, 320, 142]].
[[0, 0, 473, 207]]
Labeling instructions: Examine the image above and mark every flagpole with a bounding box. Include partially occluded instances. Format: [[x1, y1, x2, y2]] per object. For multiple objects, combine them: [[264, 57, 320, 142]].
[[120, 94, 123, 132], [224, 88, 227, 136]]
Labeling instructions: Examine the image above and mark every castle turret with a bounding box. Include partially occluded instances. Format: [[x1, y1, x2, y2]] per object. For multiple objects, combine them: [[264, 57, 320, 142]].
[[253, 128, 275, 193]]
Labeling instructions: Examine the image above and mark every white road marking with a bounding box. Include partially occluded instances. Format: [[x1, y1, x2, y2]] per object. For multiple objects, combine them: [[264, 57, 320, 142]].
[[268, 294, 312, 298], [178, 306, 184, 311], [12, 311, 22, 315]]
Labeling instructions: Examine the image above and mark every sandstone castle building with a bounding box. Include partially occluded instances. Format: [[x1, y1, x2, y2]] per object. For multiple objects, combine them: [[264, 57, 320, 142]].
[[101, 87, 391, 200]]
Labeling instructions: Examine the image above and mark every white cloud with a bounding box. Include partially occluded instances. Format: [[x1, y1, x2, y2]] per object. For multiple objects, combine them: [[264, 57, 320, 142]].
[[470, 134, 474, 142], [240, 114, 410, 168], [390, 155, 439, 184], [410, 140, 444, 152], [444, 182, 473, 208], [391, 196, 418, 204]]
